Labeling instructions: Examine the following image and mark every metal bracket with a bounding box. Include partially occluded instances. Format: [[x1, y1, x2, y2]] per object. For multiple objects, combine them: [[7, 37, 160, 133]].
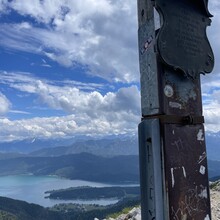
[[142, 115, 204, 125]]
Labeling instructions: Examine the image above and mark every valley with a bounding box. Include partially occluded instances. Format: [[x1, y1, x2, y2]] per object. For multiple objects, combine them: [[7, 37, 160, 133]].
[[0, 136, 219, 219]]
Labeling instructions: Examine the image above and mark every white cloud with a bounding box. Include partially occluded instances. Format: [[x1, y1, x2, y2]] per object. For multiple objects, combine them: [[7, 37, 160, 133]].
[[203, 100, 220, 132], [8, 0, 66, 23], [0, 92, 11, 115], [0, 71, 140, 141], [0, 0, 8, 13], [1, 0, 220, 140], [0, 111, 139, 142], [9, 110, 30, 115], [0, 0, 138, 83], [0, 71, 105, 92], [202, 73, 220, 133], [0, 71, 140, 115], [1, 0, 218, 83], [206, 1, 220, 75]]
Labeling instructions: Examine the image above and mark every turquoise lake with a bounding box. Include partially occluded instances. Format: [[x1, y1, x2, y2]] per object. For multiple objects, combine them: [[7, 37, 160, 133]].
[[0, 175, 120, 207]]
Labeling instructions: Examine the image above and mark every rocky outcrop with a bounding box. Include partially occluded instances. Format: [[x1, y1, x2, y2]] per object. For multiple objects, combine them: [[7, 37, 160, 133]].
[[210, 181, 220, 219], [108, 207, 141, 220], [95, 207, 141, 220]]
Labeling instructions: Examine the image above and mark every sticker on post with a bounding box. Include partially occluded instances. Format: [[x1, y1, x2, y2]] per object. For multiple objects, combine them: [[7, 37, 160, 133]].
[[164, 85, 174, 97], [197, 129, 205, 141], [199, 165, 206, 175], [204, 214, 210, 220], [169, 101, 182, 109]]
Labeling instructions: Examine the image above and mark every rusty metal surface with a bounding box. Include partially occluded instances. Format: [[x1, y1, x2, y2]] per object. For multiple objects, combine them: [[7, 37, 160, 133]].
[[162, 123, 211, 219], [156, 0, 214, 78], [161, 68, 203, 116], [159, 62, 212, 219]]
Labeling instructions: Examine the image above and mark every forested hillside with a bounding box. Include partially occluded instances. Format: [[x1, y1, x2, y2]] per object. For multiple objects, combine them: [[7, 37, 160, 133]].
[[0, 153, 139, 183]]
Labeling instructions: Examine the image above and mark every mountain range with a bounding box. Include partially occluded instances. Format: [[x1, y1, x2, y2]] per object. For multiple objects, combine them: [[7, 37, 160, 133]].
[[0, 132, 219, 160], [30, 138, 138, 157], [0, 132, 219, 181], [0, 135, 138, 156], [0, 153, 139, 183]]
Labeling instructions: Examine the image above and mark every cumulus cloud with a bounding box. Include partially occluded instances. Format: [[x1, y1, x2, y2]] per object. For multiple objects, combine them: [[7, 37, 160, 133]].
[[201, 72, 220, 132], [0, 71, 140, 141], [0, 0, 218, 81], [203, 100, 220, 132], [0, 71, 140, 115], [205, 1, 220, 76], [1, 0, 220, 141], [0, 110, 139, 142], [0, 0, 8, 13], [0, 92, 11, 115], [0, 105, 139, 142], [0, 0, 219, 82], [0, 0, 138, 83]]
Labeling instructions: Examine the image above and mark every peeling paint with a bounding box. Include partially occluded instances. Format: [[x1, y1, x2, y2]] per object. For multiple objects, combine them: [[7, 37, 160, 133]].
[[199, 188, 208, 199], [198, 152, 206, 164], [199, 165, 206, 175], [171, 168, 175, 188], [177, 79, 197, 103], [182, 214, 187, 220], [169, 101, 182, 109], [197, 129, 204, 141], [204, 214, 210, 220], [140, 35, 153, 55], [182, 166, 186, 178]]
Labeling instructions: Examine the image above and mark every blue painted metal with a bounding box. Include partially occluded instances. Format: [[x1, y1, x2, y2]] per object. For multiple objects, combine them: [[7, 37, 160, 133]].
[[138, 119, 165, 220]]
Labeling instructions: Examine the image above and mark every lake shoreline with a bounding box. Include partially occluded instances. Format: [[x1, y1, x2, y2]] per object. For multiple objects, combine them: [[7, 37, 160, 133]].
[[0, 175, 138, 207]]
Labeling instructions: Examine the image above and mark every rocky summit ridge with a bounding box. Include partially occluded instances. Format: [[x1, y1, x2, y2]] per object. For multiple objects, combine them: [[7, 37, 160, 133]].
[[95, 207, 141, 220], [210, 180, 220, 219]]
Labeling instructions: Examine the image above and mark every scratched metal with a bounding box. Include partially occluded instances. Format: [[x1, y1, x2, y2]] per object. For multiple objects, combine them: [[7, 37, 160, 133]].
[[160, 62, 212, 218], [137, 0, 154, 25], [138, 0, 160, 116], [159, 59, 212, 218], [162, 123, 211, 220], [161, 68, 203, 116]]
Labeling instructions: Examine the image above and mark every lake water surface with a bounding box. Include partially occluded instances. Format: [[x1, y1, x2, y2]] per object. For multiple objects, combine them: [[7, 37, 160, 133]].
[[0, 175, 121, 207]]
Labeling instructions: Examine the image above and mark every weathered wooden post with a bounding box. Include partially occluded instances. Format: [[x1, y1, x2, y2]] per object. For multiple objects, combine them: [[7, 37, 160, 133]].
[[138, 0, 214, 219]]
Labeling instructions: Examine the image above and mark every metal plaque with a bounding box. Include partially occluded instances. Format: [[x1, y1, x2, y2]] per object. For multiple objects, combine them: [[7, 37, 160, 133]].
[[156, 0, 214, 78]]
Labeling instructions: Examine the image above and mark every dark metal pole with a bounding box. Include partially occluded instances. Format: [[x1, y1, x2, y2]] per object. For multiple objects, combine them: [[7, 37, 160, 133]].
[[137, 0, 214, 219]]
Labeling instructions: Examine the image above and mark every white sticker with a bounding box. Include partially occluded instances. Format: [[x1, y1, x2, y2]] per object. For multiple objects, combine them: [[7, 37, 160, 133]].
[[199, 188, 208, 199], [197, 129, 204, 141], [169, 101, 182, 109], [171, 168, 175, 188], [204, 214, 210, 220], [164, 85, 174, 97], [182, 166, 186, 178], [199, 165, 206, 175]]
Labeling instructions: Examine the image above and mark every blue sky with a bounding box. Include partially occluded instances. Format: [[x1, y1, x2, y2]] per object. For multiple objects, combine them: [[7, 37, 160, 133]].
[[0, 0, 220, 142]]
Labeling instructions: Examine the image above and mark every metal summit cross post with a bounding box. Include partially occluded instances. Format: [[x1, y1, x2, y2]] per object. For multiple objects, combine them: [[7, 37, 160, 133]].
[[137, 0, 214, 219]]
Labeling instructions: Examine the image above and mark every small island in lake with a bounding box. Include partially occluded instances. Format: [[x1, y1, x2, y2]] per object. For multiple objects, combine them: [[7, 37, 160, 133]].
[[45, 186, 140, 200]]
